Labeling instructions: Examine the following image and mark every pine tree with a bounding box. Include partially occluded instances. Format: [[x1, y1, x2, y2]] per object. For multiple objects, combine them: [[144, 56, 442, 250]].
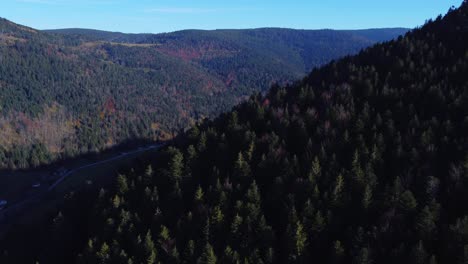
[[362, 184, 372, 209], [171, 247, 180, 263], [198, 243, 217, 264], [231, 214, 243, 236], [332, 240, 345, 264], [144, 230, 157, 264], [311, 156, 321, 179], [246, 181, 261, 220], [246, 141, 255, 161], [159, 225, 171, 245], [195, 185, 204, 202], [183, 240, 195, 264], [234, 152, 251, 178], [223, 246, 239, 263], [116, 174, 129, 195], [197, 132, 208, 152], [416, 206, 436, 239], [144, 165, 153, 184], [411, 240, 428, 264], [168, 147, 184, 181], [113, 195, 121, 208], [211, 206, 224, 225], [186, 145, 197, 177], [355, 247, 371, 264], [311, 210, 325, 233], [352, 150, 364, 187], [332, 174, 345, 204], [294, 221, 307, 257], [399, 190, 418, 211], [228, 111, 239, 130], [97, 242, 110, 264], [203, 218, 211, 243]]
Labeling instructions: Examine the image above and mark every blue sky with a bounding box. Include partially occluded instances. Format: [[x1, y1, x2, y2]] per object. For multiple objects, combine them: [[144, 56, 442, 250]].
[[1, 0, 464, 33]]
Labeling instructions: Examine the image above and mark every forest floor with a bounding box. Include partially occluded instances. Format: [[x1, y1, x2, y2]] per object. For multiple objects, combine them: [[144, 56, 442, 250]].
[[0, 143, 164, 239]]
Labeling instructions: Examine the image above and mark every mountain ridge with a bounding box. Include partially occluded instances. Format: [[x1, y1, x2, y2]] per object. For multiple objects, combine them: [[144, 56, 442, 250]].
[[1, 2, 468, 263], [0, 17, 407, 169], [44, 27, 409, 38]]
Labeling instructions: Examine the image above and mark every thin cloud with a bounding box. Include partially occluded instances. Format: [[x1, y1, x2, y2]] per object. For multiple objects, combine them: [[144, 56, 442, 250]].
[[145, 7, 259, 14], [15, 0, 116, 5], [145, 7, 218, 14], [15, 0, 60, 4]]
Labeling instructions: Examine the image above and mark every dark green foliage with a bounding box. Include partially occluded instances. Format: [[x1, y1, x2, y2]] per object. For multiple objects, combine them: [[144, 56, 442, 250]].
[[2, 2, 468, 263], [0, 18, 405, 169]]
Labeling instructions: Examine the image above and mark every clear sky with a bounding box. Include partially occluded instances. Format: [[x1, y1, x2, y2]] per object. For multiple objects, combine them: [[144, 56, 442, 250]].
[[0, 0, 464, 33]]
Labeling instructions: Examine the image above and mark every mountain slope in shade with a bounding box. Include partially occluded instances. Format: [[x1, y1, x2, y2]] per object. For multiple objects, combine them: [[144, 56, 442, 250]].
[[0, 19, 406, 169], [83, 3, 466, 263], [0, 2, 464, 264]]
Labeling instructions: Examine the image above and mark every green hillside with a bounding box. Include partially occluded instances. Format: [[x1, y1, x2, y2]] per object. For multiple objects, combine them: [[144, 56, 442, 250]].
[[1, 2, 467, 263], [0, 19, 406, 169]]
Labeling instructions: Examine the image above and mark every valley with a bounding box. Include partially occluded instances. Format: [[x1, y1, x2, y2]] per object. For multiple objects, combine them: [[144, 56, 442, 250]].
[[0, 143, 165, 240], [0, 1, 467, 263], [0, 18, 407, 170]]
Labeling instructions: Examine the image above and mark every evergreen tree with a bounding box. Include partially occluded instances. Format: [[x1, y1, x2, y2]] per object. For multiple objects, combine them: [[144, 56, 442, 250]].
[[195, 185, 204, 202], [294, 221, 307, 257], [411, 241, 428, 264], [144, 230, 157, 264], [169, 147, 184, 181], [234, 152, 251, 178], [97, 242, 110, 264], [332, 240, 345, 264], [183, 240, 195, 264], [198, 243, 217, 264], [362, 184, 372, 209], [399, 190, 418, 211], [117, 174, 129, 195]]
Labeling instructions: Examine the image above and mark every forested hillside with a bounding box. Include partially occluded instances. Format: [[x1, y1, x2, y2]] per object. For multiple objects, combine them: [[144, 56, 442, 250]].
[[1, 2, 467, 263], [0, 19, 405, 169]]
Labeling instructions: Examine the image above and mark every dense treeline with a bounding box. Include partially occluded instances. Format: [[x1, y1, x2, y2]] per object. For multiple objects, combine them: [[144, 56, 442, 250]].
[[1, 2, 466, 263], [0, 18, 405, 169], [0, 21, 229, 169]]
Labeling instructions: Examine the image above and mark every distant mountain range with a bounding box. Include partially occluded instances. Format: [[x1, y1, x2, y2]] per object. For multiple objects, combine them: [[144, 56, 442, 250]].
[[0, 17, 407, 169], [1, 1, 467, 262], [45, 27, 408, 75], [45, 27, 408, 44]]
